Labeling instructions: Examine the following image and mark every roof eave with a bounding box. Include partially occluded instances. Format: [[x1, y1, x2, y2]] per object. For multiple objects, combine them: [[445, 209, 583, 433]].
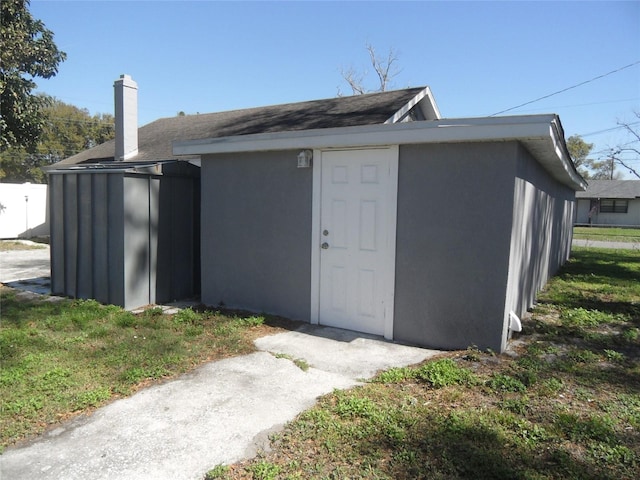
[[384, 86, 442, 123], [173, 115, 587, 191]]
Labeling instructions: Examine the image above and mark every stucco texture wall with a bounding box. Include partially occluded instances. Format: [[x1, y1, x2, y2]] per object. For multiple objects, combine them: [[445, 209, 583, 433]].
[[393, 142, 518, 351], [502, 145, 576, 348], [200, 151, 312, 321]]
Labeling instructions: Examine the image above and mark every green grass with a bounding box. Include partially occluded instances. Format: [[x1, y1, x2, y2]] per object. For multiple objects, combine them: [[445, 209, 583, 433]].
[[573, 226, 640, 243], [218, 247, 640, 480], [0, 292, 278, 449]]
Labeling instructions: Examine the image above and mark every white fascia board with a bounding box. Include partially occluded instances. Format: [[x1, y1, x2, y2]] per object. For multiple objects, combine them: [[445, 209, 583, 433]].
[[548, 120, 588, 190], [421, 86, 442, 120], [384, 86, 442, 123], [172, 114, 585, 190], [174, 116, 551, 155]]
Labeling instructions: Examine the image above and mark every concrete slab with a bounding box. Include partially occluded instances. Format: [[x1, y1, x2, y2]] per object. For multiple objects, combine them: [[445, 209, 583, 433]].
[[0, 326, 440, 480], [0, 242, 51, 284], [255, 324, 437, 379]]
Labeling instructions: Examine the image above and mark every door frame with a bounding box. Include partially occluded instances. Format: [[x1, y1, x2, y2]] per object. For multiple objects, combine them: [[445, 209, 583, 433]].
[[310, 145, 399, 340]]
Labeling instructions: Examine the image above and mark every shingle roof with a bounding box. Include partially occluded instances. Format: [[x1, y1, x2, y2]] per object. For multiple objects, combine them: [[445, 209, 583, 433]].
[[54, 87, 429, 166], [576, 179, 640, 199]]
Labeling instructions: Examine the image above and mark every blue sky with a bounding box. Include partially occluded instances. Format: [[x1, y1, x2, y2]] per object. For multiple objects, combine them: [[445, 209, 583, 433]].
[[31, 0, 640, 177]]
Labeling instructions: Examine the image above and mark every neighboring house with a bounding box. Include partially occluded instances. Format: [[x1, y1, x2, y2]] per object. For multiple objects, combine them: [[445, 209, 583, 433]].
[[575, 179, 640, 226], [46, 74, 586, 353]]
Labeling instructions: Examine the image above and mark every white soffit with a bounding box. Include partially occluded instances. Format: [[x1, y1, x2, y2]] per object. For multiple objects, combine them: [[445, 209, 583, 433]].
[[173, 114, 586, 190]]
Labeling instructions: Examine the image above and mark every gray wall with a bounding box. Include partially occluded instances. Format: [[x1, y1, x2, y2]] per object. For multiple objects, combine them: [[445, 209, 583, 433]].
[[502, 145, 576, 348], [49, 168, 199, 310], [200, 151, 312, 320], [50, 172, 126, 305], [198, 142, 576, 353], [393, 142, 518, 351]]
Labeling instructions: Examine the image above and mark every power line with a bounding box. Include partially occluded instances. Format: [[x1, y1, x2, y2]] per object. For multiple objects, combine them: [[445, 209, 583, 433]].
[[581, 121, 640, 138], [490, 61, 640, 116]]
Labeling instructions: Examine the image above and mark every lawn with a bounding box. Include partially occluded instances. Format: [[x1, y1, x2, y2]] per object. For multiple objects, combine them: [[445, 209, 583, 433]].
[[573, 226, 640, 243], [211, 247, 640, 480], [0, 292, 291, 449]]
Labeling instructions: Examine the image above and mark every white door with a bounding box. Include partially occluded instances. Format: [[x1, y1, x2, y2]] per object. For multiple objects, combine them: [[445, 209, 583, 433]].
[[317, 147, 398, 337]]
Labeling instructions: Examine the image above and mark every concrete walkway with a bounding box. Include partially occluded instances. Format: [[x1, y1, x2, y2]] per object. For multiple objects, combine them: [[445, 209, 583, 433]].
[[0, 324, 439, 480], [1, 243, 440, 479], [572, 238, 639, 250], [3, 237, 636, 479]]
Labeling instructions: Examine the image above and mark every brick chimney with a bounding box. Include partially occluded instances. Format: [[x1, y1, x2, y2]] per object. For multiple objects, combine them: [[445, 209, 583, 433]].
[[114, 74, 138, 161]]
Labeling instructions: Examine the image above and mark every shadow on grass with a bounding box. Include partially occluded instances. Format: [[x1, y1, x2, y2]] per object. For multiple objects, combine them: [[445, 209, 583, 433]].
[[0, 292, 65, 327], [564, 248, 640, 276], [370, 411, 625, 480]]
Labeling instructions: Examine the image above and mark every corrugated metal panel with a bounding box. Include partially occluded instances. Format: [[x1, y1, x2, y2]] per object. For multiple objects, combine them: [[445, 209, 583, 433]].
[[48, 163, 199, 310], [92, 174, 110, 304], [63, 174, 78, 298], [123, 176, 152, 309], [107, 175, 125, 306], [49, 174, 65, 295], [77, 174, 93, 299]]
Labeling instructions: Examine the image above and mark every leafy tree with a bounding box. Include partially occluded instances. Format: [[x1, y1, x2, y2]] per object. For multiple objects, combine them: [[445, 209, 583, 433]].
[[339, 44, 401, 95], [587, 157, 622, 180], [566, 134, 623, 180], [0, 0, 66, 151], [566, 135, 593, 179], [0, 99, 115, 183]]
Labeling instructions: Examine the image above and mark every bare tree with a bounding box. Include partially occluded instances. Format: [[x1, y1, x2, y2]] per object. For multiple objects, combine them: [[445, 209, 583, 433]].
[[339, 44, 401, 95], [606, 112, 640, 179]]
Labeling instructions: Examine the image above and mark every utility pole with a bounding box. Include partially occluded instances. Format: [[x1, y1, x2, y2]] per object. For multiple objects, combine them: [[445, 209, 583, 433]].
[[610, 157, 614, 180]]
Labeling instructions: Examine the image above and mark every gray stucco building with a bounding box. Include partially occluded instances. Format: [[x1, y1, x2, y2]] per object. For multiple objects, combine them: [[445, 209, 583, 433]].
[[48, 75, 586, 352]]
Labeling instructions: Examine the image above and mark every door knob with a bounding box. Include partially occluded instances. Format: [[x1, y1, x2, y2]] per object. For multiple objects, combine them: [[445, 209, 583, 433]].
[[321, 242, 329, 249]]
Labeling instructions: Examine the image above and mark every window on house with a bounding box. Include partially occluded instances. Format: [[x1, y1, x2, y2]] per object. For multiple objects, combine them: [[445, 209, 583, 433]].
[[599, 199, 629, 213]]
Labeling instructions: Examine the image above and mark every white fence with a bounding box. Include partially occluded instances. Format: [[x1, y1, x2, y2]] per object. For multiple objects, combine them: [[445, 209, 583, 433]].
[[0, 183, 49, 239]]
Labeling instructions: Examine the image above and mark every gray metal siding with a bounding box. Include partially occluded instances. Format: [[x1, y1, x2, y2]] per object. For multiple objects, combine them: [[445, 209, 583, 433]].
[[92, 175, 110, 304], [107, 175, 125, 306], [49, 174, 64, 295], [49, 172, 126, 304], [48, 167, 199, 310], [155, 175, 199, 303], [200, 151, 312, 320], [76, 174, 93, 299], [63, 174, 78, 298], [393, 142, 517, 351], [123, 176, 152, 309]]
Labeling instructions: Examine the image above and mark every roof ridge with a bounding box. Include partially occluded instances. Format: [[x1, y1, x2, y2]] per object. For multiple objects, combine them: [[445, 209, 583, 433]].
[[152, 86, 428, 122]]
